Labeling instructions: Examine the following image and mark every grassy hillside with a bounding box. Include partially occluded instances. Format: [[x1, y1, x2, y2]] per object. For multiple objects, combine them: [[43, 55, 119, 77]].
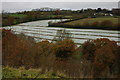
[[10, 14, 27, 18], [49, 17, 119, 30], [64, 17, 118, 26]]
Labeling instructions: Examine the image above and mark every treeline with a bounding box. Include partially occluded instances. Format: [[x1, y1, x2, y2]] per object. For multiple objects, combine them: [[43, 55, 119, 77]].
[[32, 7, 120, 16], [2, 29, 120, 78], [49, 20, 120, 30]]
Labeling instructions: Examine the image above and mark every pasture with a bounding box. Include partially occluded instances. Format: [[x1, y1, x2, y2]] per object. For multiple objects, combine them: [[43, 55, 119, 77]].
[[10, 14, 26, 18], [65, 17, 119, 26]]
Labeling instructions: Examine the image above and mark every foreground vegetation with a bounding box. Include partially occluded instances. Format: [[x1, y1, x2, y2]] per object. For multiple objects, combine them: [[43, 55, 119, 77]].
[[1, 29, 120, 79], [3, 66, 67, 78]]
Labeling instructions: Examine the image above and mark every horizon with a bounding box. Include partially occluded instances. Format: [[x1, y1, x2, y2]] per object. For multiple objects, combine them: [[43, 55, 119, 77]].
[[2, 2, 119, 13]]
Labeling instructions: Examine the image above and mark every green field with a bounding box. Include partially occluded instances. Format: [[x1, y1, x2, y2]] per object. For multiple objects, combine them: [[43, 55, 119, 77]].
[[10, 14, 71, 19], [65, 17, 119, 26], [10, 14, 26, 18], [2, 66, 67, 78]]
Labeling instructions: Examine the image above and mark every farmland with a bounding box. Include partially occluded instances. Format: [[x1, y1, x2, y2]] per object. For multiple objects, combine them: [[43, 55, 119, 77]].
[[49, 17, 119, 30], [9, 14, 27, 18], [64, 17, 119, 26]]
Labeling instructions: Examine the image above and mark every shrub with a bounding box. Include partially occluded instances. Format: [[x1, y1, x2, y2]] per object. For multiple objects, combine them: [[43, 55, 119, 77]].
[[81, 40, 95, 61], [82, 38, 119, 77], [33, 40, 55, 68], [2, 29, 35, 68], [54, 39, 76, 59]]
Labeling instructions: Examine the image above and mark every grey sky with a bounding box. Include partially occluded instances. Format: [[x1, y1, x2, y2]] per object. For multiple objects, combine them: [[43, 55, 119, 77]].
[[1, 0, 120, 2], [2, 2, 118, 12]]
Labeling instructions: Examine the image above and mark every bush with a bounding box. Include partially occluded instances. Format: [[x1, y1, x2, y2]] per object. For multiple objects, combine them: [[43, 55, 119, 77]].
[[2, 29, 35, 68], [54, 39, 76, 59], [81, 40, 95, 61], [33, 40, 55, 68], [82, 38, 119, 77]]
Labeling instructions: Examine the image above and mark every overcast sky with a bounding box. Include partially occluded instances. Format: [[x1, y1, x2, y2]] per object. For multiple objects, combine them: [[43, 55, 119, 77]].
[[1, 0, 119, 13], [1, 0, 120, 2]]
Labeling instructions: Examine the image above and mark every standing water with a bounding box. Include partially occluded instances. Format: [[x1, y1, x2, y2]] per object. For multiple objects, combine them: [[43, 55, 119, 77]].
[[2, 19, 120, 46]]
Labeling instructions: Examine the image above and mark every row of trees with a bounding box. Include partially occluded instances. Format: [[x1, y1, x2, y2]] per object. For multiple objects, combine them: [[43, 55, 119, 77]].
[[2, 29, 120, 78], [32, 7, 120, 16]]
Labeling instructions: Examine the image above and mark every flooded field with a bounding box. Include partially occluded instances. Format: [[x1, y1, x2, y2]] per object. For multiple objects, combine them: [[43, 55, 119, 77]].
[[3, 19, 120, 45]]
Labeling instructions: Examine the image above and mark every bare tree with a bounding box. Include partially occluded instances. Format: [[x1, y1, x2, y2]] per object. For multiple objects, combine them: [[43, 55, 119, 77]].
[[52, 29, 72, 43]]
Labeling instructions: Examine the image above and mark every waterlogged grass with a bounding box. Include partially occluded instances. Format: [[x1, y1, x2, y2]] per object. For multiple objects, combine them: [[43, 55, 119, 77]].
[[2, 66, 67, 78], [65, 17, 119, 25]]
